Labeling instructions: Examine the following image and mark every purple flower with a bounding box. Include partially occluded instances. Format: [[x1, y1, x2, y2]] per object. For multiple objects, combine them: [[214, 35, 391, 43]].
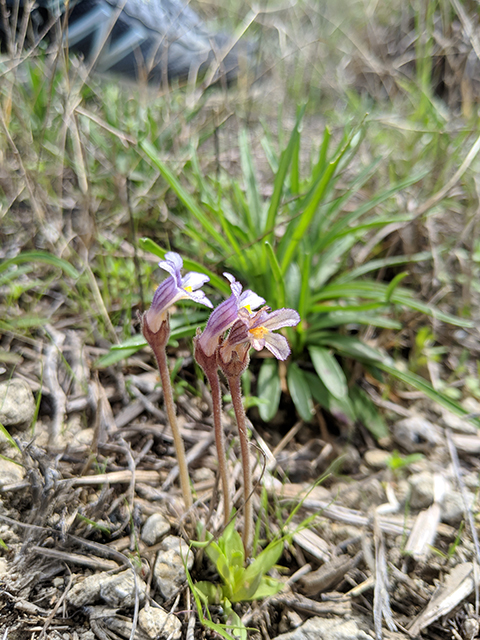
[[237, 306, 301, 361], [145, 252, 212, 332], [196, 273, 265, 357]]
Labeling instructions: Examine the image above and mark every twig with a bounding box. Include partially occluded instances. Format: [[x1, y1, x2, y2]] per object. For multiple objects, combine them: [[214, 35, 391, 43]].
[[446, 429, 480, 615]]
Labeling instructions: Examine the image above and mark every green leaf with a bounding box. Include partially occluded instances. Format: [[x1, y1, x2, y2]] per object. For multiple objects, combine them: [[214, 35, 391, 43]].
[[257, 359, 281, 422], [265, 242, 286, 309], [349, 386, 389, 439], [287, 363, 314, 421], [309, 346, 348, 400], [0, 251, 80, 279], [386, 272, 409, 302], [239, 129, 262, 234], [264, 104, 306, 239], [316, 333, 387, 364], [0, 423, 21, 452], [303, 370, 355, 426], [376, 361, 480, 426], [140, 141, 232, 254], [233, 539, 284, 601], [194, 581, 224, 605]]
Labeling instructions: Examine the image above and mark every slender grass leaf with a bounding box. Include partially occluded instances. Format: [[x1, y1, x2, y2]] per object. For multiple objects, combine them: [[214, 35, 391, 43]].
[[0, 422, 21, 451], [140, 140, 231, 254], [349, 386, 389, 439], [239, 129, 262, 234], [265, 242, 285, 309], [309, 346, 348, 400], [0, 251, 80, 279], [376, 361, 480, 426], [265, 104, 306, 240], [314, 170, 428, 253], [257, 359, 281, 422], [308, 311, 401, 331], [287, 363, 314, 421], [315, 333, 387, 363], [386, 272, 409, 301], [336, 252, 432, 283]]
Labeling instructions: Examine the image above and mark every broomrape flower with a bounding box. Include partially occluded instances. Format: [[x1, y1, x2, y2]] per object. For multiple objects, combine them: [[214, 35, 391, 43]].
[[196, 273, 265, 358], [145, 251, 213, 333], [237, 305, 301, 361]]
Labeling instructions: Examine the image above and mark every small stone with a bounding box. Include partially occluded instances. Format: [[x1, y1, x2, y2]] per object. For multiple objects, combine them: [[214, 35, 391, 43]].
[[100, 569, 147, 607], [139, 606, 182, 639], [442, 489, 473, 526], [409, 472, 435, 509], [0, 558, 8, 579], [67, 573, 105, 607], [439, 409, 477, 434], [71, 428, 95, 447], [0, 459, 25, 486], [0, 379, 35, 429], [153, 536, 193, 600], [141, 513, 170, 546], [364, 449, 390, 469], [272, 616, 374, 640], [393, 416, 443, 452]]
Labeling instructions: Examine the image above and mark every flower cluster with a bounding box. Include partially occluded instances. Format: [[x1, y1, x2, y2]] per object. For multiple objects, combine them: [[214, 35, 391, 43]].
[[142, 251, 300, 549], [143, 252, 300, 367]]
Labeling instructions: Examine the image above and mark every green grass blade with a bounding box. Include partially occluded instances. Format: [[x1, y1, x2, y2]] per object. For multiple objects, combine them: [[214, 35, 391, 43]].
[[264, 242, 286, 308], [140, 140, 231, 254], [376, 362, 480, 426], [264, 104, 306, 239], [239, 129, 262, 234], [0, 251, 80, 279]]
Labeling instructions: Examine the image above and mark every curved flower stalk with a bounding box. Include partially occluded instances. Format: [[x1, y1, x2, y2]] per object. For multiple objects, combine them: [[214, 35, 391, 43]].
[[142, 252, 212, 511], [217, 305, 300, 555], [194, 274, 264, 528]]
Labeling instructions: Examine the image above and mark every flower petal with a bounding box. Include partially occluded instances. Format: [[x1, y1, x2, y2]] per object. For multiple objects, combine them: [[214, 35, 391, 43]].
[[263, 332, 291, 360], [239, 289, 265, 312], [182, 271, 210, 291], [257, 308, 300, 331]]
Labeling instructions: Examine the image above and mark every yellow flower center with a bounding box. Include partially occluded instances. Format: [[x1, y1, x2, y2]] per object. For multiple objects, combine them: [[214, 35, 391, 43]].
[[250, 326, 267, 340], [243, 304, 252, 313], [184, 285, 193, 293]]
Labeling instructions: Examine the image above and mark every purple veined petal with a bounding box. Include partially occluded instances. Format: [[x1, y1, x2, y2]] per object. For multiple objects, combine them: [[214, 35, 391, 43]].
[[197, 294, 240, 356], [187, 289, 213, 308], [146, 252, 212, 332], [263, 332, 291, 360], [182, 271, 210, 291], [164, 251, 183, 271], [223, 272, 243, 299], [239, 289, 265, 312], [256, 308, 300, 331], [159, 252, 183, 280]]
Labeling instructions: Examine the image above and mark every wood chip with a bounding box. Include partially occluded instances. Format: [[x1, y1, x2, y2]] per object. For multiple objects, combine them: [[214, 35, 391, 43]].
[[300, 551, 363, 596], [408, 562, 477, 637]]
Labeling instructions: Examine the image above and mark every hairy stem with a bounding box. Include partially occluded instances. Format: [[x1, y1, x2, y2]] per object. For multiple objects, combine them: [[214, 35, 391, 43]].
[[227, 374, 253, 556], [205, 369, 231, 527], [152, 343, 193, 511]]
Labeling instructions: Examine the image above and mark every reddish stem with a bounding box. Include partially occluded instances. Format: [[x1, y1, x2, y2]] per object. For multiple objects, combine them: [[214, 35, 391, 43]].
[[148, 333, 193, 511], [205, 369, 231, 527], [227, 373, 253, 556]]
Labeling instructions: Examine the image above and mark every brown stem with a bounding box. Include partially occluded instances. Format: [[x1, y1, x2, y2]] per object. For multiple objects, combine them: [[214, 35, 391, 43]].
[[151, 341, 193, 511], [205, 369, 231, 527], [227, 374, 253, 556]]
